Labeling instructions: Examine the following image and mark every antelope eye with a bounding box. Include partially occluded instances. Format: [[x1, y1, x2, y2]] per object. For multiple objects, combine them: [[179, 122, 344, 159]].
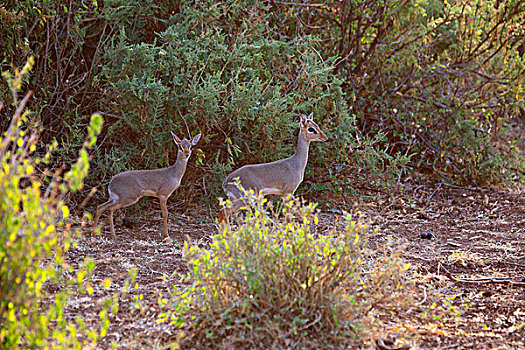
[[307, 126, 318, 134]]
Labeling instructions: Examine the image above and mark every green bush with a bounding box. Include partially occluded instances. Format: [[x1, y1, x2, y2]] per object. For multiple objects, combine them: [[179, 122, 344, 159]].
[[270, 0, 525, 186], [0, 0, 175, 198], [3, 0, 524, 210], [96, 0, 411, 203], [164, 193, 418, 348], [0, 60, 114, 348]]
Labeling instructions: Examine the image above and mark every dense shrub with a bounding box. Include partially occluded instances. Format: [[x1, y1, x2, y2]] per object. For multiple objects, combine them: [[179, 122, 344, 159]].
[[95, 0, 417, 204], [97, 0, 347, 200], [2, 0, 524, 210], [163, 193, 419, 348], [269, 0, 525, 186]]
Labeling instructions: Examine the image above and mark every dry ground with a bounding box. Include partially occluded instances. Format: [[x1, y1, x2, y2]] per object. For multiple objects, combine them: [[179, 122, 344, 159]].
[[62, 182, 525, 349]]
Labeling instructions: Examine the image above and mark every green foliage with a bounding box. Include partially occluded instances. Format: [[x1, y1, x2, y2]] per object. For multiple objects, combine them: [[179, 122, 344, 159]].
[[97, 0, 412, 201], [102, 0, 174, 43], [0, 0, 174, 187], [0, 61, 112, 348], [163, 193, 417, 348], [2, 0, 524, 206], [271, 0, 525, 186]]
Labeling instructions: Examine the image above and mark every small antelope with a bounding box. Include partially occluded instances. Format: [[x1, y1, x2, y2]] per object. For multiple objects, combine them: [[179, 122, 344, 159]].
[[94, 132, 201, 239], [219, 113, 328, 222]]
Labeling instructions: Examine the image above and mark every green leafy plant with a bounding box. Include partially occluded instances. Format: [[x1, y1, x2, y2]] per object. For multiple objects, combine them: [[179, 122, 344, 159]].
[[162, 192, 426, 348], [0, 59, 115, 348], [96, 0, 367, 203], [269, 0, 525, 186], [3, 0, 524, 212]]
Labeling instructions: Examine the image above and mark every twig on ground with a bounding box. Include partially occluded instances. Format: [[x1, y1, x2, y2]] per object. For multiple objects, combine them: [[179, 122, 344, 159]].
[[265, 0, 324, 7], [439, 263, 525, 286], [416, 286, 427, 306], [500, 261, 525, 268]]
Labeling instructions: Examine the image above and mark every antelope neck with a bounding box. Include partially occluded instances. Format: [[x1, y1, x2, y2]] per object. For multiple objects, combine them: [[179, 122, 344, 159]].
[[168, 152, 188, 178], [291, 130, 310, 171]]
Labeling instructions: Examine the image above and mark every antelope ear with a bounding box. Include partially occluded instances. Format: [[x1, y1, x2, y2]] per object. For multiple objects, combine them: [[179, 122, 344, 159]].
[[308, 112, 314, 119], [171, 131, 182, 146], [191, 133, 202, 146], [300, 114, 308, 128]]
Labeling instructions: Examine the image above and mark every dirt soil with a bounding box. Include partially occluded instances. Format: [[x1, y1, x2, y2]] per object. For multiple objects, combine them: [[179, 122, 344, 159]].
[[63, 182, 525, 349]]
